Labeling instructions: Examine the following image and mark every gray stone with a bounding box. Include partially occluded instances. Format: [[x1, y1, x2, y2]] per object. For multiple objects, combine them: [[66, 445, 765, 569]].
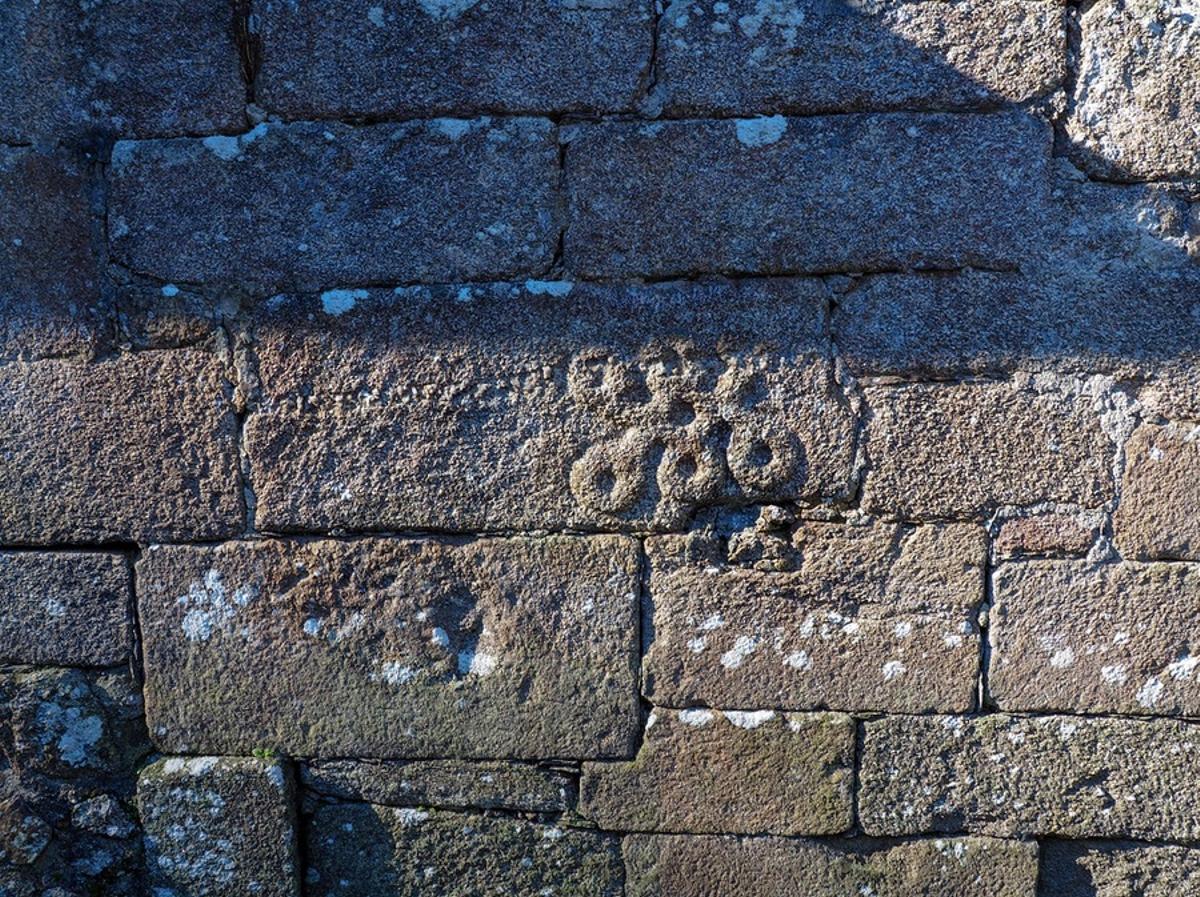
[[656, 0, 1066, 115], [563, 113, 1051, 278], [136, 536, 640, 758], [644, 521, 985, 712], [108, 119, 559, 292], [0, 551, 130, 666], [245, 281, 855, 533], [0, 350, 243, 544], [116, 282, 236, 350], [860, 714, 1200, 839], [307, 804, 622, 897], [138, 756, 299, 897], [1040, 841, 1200, 896], [580, 709, 853, 835], [1114, 423, 1200, 560], [256, 0, 652, 117]]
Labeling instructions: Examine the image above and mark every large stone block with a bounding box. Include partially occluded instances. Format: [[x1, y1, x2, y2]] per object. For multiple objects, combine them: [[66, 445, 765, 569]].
[[1114, 423, 1200, 560], [136, 536, 640, 758], [109, 119, 559, 291], [580, 709, 853, 835], [563, 113, 1051, 278], [644, 520, 985, 712], [1040, 841, 1200, 896], [624, 834, 1039, 897], [860, 715, 1200, 839], [245, 281, 855, 533], [0, 350, 243, 544], [655, 0, 1066, 115], [256, 0, 652, 117], [0, 552, 129, 666]]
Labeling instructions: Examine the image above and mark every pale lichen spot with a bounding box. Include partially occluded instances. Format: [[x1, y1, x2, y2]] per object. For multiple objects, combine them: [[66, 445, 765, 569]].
[[882, 660, 907, 681], [720, 634, 759, 669], [735, 115, 788, 148], [320, 289, 367, 316], [725, 709, 775, 729], [678, 708, 714, 727]]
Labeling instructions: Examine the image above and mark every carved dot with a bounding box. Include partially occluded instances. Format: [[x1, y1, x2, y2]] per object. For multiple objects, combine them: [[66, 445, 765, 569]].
[[748, 440, 773, 468], [668, 399, 696, 426], [594, 469, 617, 496]]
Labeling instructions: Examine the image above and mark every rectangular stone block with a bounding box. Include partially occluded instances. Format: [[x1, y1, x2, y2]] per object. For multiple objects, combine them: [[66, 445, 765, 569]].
[[861, 375, 1115, 518], [245, 280, 855, 533], [580, 709, 853, 835], [860, 715, 1200, 839], [0, 0, 244, 142], [990, 560, 1200, 715], [1040, 841, 1200, 896], [656, 0, 1066, 115], [109, 119, 559, 292], [993, 511, 1100, 559], [624, 834, 1039, 897], [138, 757, 299, 897], [136, 536, 640, 758], [1114, 423, 1200, 560], [644, 520, 985, 712], [0, 350, 243, 544], [307, 804, 622, 897], [0, 552, 130, 666], [564, 113, 1051, 278], [256, 0, 652, 117]]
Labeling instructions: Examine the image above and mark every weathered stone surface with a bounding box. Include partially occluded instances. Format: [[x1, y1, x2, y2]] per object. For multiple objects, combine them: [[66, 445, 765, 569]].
[[644, 520, 985, 712], [860, 715, 1200, 839], [303, 760, 573, 812], [136, 536, 640, 758], [257, 0, 652, 117], [0, 552, 129, 666], [564, 113, 1050, 278], [139, 757, 299, 897], [245, 281, 854, 533], [1067, 0, 1200, 180], [624, 834, 1039, 897], [990, 560, 1200, 715], [0, 350, 242, 544], [861, 375, 1116, 518], [116, 282, 235, 349], [0, 0, 243, 142], [1041, 841, 1200, 896], [1141, 362, 1200, 421], [994, 512, 1100, 558], [580, 709, 852, 835], [656, 0, 1066, 115], [307, 804, 622, 897], [109, 119, 559, 291], [1114, 423, 1200, 560]]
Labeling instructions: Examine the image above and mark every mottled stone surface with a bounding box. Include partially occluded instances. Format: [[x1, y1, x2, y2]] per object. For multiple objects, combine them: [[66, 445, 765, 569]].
[[1114, 423, 1200, 560], [139, 757, 299, 897], [116, 282, 234, 350], [307, 804, 622, 897], [0, 552, 130, 666], [624, 834, 1039, 897], [1041, 841, 1200, 896], [644, 521, 985, 712], [862, 376, 1116, 518], [257, 0, 652, 117], [655, 0, 1066, 114], [860, 715, 1200, 839], [245, 281, 854, 533], [580, 710, 853, 834], [564, 113, 1051, 278], [994, 512, 1100, 558], [109, 119, 559, 291], [136, 536, 640, 758], [0, 350, 242, 544]]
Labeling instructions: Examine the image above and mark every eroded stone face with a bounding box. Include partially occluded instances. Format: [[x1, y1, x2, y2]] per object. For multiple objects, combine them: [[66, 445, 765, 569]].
[[994, 512, 1100, 559], [1115, 423, 1200, 560], [1041, 841, 1200, 896], [136, 536, 641, 758], [644, 521, 985, 712]]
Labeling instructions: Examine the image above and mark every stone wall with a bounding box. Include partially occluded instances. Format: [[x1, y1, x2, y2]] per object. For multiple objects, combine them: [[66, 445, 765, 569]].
[[1, 1, 1199, 894]]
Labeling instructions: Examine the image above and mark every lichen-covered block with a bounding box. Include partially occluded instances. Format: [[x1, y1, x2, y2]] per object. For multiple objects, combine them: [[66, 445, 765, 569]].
[[307, 804, 622, 897], [990, 560, 1200, 715], [655, 0, 1066, 115], [1067, 0, 1200, 180], [644, 520, 985, 712], [256, 0, 652, 117], [564, 113, 1050, 278], [1114, 423, 1200, 560], [862, 375, 1116, 518], [303, 760, 573, 812], [624, 834, 1039, 897], [0, 350, 242, 544], [109, 119, 559, 292], [1040, 841, 1200, 896], [245, 281, 854, 533], [136, 536, 640, 758], [0, 0, 243, 142], [860, 715, 1200, 839], [0, 552, 130, 666], [580, 709, 853, 835], [138, 757, 299, 897]]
